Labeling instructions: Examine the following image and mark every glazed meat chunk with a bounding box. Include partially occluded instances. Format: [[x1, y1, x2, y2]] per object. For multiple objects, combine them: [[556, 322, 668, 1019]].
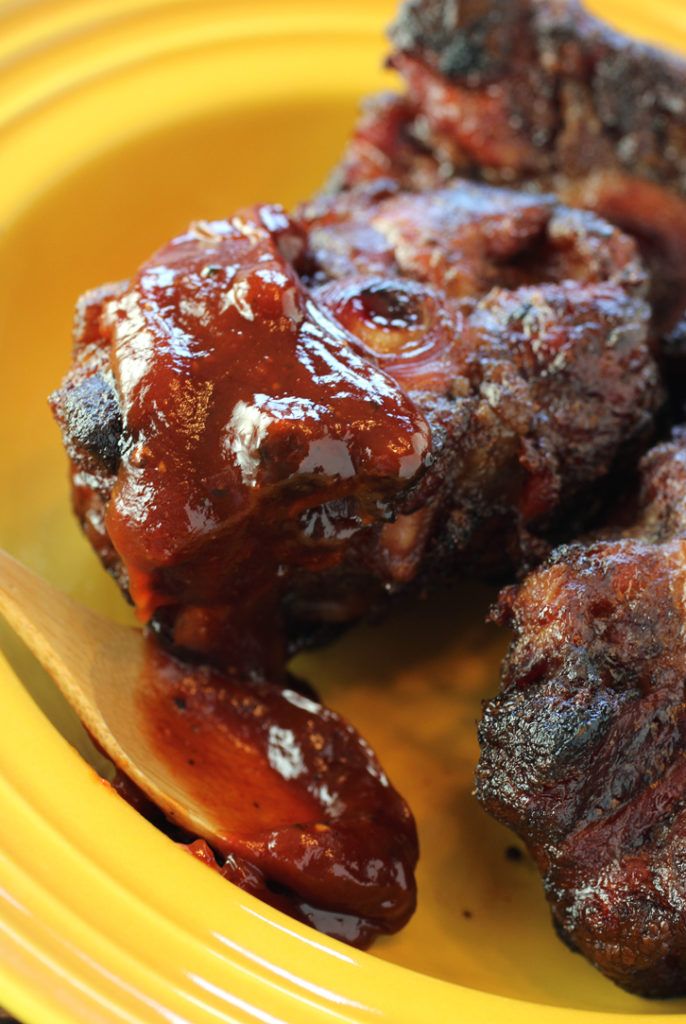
[[477, 429, 686, 997], [51, 206, 431, 672], [334, 0, 686, 351], [51, 183, 659, 668]]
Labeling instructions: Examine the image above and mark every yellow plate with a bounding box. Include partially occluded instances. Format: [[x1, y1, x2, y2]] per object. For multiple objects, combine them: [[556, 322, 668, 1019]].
[[2, 1, 686, 1021]]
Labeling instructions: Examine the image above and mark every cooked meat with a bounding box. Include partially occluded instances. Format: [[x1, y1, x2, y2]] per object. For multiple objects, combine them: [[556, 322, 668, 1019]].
[[47, 2, 675, 954], [333, 0, 686, 340], [477, 428, 686, 997], [303, 179, 659, 582], [52, 208, 434, 672], [51, 185, 659, 668]]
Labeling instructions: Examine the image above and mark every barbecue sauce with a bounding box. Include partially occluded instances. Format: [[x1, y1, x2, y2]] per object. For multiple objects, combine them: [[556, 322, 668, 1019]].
[[101, 205, 430, 672]]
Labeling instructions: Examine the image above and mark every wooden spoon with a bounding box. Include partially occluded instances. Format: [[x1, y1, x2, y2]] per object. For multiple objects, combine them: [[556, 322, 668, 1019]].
[[0, 548, 332, 848], [0, 548, 418, 937], [0, 546, 222, 839]]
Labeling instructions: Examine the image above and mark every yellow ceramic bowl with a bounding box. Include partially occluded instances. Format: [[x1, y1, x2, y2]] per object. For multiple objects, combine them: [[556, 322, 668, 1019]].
[[2, 1, 686, 1021]]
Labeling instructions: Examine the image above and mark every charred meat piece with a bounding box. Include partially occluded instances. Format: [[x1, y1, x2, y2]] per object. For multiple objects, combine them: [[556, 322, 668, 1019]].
[[303, 180, 659, 579], [477, 429, 686, 997], [334, 0, 686, 337], [51, 185, 659, 668], [54, 283, 129, 588]]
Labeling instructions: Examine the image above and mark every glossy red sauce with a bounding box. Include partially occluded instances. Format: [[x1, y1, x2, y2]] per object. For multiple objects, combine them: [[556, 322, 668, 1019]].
[[101, 205, 430, 670], [137, 642, 418, 946]]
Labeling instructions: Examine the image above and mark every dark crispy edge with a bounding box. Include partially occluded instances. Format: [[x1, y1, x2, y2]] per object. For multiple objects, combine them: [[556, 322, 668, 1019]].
[[389, 0, 686, 194]]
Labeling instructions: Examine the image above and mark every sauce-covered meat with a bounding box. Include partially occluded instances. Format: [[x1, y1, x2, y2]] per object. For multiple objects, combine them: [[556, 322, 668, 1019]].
[[53, 183, 659, 666], [55, 206, 431, 670]]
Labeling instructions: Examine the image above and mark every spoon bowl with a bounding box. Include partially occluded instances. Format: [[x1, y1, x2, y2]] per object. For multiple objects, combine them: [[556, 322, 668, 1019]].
[[0, 547, 419, 944]]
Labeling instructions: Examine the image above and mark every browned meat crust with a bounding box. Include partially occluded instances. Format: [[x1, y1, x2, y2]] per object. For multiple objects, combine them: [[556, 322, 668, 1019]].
[[477, 428, 686, 997], [303, 180, 659, 581], [333, 0, 686, 336], [53, 283, 129, 589], [50, 183, 659, 668]]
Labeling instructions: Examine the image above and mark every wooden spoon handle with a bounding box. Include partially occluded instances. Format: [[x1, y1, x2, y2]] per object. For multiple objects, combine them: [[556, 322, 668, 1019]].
[[0, 548, 142, 750]]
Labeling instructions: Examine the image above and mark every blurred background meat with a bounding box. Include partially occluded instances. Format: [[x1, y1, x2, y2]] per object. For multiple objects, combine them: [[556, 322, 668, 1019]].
[[332, 0, 686, 392]]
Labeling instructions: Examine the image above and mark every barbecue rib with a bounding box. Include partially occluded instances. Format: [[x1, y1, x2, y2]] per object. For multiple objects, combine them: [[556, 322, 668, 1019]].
[[477, 428, 686, 997], [51, 184, 659, 669], [333, 0, 686, 349]]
